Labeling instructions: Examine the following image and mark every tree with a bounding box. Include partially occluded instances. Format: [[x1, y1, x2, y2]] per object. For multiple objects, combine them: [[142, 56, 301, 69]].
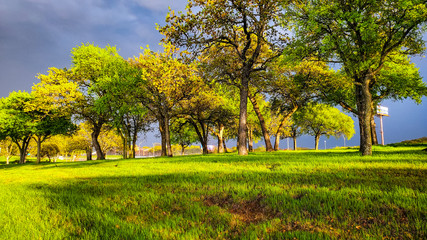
[[269, 111, 292, 151], [0, 91, 36, 164], [98, 126, 122, 157], [0, 137, 17, 164], [32, 115, 76, 164], [67, 125, 93, 160], [29, 141, 60, 162], [266, 59, 332, 150], [70, 43, 128, 160], [170, 119, 199, 155], [31, 67, 82, 163], [160, 0, 287, 155], [310, 52, 427, 145], [130, 44, 201, 157], [209, 86, 239, 153], [294, 103, 355, 150], [287, 0, 427, 155]]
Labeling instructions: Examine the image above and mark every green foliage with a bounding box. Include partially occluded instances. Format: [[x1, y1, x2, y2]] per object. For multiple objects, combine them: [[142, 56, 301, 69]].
[[170, 119, 199, 154], [0, 137, 17, 164], [70, 43, 130, 160], [294, 103, 355, 150], [0, 91, 37, 163], [286, 0, 427, 155], [130, 43, 202, 157], [0, 147, 426, 239]]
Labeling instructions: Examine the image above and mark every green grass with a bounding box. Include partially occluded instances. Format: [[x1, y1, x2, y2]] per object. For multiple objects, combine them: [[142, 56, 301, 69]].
[[0, 146, 426, 239]]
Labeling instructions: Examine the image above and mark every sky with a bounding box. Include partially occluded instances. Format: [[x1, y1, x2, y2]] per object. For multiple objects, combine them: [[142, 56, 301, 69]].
[[0, 0, 426, 149]]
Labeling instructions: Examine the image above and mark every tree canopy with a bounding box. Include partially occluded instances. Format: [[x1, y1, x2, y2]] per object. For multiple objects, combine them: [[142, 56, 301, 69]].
[[286, 0, 427, 155]]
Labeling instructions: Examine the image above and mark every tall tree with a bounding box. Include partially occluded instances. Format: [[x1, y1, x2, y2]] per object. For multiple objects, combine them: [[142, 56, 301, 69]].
[[160, 0, 287, 155], [286, 0, 427, 155], [70, 44, 127, 160], [130, 44, 201, 157]]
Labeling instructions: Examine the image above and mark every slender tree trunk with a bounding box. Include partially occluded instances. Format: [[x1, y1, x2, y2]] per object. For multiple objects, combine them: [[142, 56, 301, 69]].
[[293, 136, 297, 151], [92, 126, 105, 160], [356, 77, 373, 156], [248, 127, 254, 152], [181, 145, 186, 155], [274, 133, 281, 151], [190, 120, 209, 155], [223, 138, 228, 153], [315, 134, 320, 150], [159, 118, 167, 157], [274, 106, 298, 151], [248, 94, 273, 151], [133, 123, 140, 158], [121, 133, 128, 159], [217, 124, 224, 153], [86, 148, 92, 160], [238, 77, 249, 155], [164, 116, 173, 157], [371, 114, 378, 145], [36, 136, 42, 164]]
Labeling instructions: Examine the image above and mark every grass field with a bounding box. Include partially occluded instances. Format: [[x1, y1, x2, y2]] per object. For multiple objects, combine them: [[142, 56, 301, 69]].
[[0, 146, 426, 239]]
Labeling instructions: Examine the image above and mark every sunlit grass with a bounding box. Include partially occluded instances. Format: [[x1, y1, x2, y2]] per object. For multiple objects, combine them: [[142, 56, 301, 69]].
[[0, 146, 426, 239]]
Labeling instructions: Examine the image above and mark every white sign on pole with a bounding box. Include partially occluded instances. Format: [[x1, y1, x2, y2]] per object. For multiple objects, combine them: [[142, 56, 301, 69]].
[[377, 106, 389, 116]]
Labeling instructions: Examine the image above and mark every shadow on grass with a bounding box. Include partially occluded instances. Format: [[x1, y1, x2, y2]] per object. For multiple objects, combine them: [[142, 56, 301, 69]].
[[30, 164, 427, 239]]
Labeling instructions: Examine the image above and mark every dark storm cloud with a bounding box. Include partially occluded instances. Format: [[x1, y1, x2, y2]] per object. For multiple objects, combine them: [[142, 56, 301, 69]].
[[0, 0, 187, 97]]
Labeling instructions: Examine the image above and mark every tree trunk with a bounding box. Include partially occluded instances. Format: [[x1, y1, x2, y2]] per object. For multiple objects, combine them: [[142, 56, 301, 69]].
[[356, 78, 373, 156], [217, 124, 224, 153], [86, 147, 92, 160], [15, 137, 31, 164], [274, 133, 281, 151], [158, 114, 173, 157], [36, 136, 42, 164], [293, 136, 297, 151], [121, 133, 128, 159], [190, 119, 209, 155], [181, 145, 186, 155], [223, 138, 228, 153], [159, 119, 167, 157], [131, 131, 137, 159], [91, 126, 105, 160], [238, 77, 249, 155], [248, 127, 254, 152], [315, 134, 320, 150], [371, 114, 378, 145], [274, 106, 298, 151], [248, 94, 273, 151], [164, 117, 173, 157]]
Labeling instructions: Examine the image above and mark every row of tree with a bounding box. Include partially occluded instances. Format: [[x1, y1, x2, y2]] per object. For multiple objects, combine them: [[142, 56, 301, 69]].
[[159, 0, 427, 156], [0, 41, 356, 163], [1, 0, 427, 163]]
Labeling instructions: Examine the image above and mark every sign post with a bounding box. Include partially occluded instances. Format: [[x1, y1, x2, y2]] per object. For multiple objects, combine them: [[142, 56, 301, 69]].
[[376, 106, 389, 145]]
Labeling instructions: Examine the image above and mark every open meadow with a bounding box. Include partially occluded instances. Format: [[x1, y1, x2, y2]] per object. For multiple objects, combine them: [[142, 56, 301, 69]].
[[1, 146, 426, 239]]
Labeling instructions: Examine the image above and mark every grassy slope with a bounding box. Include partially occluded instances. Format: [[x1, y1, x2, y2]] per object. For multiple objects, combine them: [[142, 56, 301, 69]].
[[0, 146, 426, 239]]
